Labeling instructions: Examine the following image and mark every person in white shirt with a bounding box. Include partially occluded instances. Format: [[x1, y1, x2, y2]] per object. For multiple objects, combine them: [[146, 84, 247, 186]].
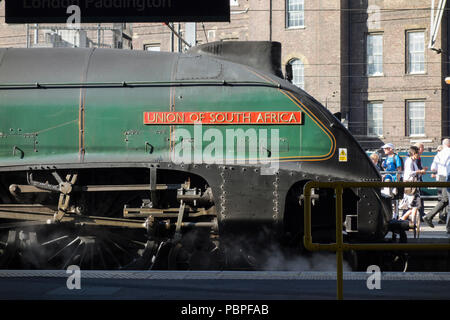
[[431, 145, 448, 224], [400, 146, 425, 225], [424, 139, 450, 233]]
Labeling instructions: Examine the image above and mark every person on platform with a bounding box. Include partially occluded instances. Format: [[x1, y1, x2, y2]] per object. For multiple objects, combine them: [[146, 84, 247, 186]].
[[424, 139, 450, 234], [381, 143, 402, 182], [370, 153, 381, 172], [399, 146, 425, 226], [414, 143, 428, 222], [431, 145, 448, 224]]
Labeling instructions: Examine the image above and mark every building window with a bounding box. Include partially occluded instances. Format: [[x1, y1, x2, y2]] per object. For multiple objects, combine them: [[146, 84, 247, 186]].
[[286, 0, 305, 28], [407, 31, 425, 74], [367, 34, 383, 76], [144, 44, 160, 51], [207, 30, 216, 41], [407, 100, 425, 136], [367, 102, 383, 136], [288, 59, 304, 89]]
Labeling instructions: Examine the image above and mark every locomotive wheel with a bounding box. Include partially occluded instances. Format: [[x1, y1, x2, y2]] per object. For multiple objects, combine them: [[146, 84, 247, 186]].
[[145, 241, 172, 270], [30, 225, 150, 270], [167, 236, 220, 270]]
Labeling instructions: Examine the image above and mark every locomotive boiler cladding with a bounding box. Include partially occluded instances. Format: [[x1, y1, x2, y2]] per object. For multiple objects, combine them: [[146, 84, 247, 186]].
[[0, 42, 391, 270]]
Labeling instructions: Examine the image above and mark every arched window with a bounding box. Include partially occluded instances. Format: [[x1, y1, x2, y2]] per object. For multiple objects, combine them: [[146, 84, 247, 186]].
[[288, 59, 304, 90]]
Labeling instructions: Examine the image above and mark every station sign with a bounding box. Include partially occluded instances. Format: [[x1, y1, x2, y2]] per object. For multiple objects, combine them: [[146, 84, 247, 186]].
[[143, 111, 304, 125], [5, 0, 230, 23]]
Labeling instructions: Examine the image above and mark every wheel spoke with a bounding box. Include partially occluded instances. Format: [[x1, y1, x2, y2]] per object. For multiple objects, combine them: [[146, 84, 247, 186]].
[[78, 243, 88, 267], [41, 235, 70, 246], [89, 242, 95, 269], [102, 241, 123, 269], [48, 237, 80, 263], [62, 243, 82, 270], [95, 244, 107, 269], [109, 240, 134, 258]]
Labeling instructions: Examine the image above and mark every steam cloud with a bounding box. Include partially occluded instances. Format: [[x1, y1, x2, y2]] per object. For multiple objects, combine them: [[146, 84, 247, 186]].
[[261, 244, 352, 271]]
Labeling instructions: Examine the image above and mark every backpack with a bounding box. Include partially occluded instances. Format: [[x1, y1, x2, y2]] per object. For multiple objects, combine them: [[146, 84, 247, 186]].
[[395, 153, 404, 172], [395, 153, 405, 197]]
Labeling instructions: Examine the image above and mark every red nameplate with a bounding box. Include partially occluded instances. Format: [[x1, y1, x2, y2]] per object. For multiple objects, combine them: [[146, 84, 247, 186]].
[[144, 111, 302, 125]]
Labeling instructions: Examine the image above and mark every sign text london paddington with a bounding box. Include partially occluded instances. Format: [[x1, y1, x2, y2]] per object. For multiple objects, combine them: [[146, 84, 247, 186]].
[[5, 0, 230, 23], [143, 111, 303, 125]]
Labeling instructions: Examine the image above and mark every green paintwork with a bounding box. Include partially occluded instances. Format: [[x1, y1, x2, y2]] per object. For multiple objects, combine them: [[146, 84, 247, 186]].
[[0, 84, 334, 166], [166, 85, 334, 163], [0, 89, 80, 165], [0, 48, 336, 167]]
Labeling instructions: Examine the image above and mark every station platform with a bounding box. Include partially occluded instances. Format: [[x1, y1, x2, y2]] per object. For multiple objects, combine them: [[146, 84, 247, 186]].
[[401, 200, 449, 240], [0, 270, 449, 300]]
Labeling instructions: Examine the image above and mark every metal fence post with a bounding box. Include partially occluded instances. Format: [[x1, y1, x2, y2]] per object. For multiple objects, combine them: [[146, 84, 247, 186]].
[[335, 185, 344, 300]]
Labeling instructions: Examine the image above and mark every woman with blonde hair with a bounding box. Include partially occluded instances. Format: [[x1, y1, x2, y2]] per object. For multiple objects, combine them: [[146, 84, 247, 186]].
[[370, 153, 381, 172]]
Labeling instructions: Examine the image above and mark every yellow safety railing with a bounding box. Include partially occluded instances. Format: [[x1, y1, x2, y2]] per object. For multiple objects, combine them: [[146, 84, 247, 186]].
[[303, 180, 450, 300]]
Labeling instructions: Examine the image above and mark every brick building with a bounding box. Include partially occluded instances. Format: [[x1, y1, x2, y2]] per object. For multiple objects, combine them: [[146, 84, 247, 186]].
[[0, 2, 132, 49], [348, 0, 447, 151], [0, 0, 448, 150]]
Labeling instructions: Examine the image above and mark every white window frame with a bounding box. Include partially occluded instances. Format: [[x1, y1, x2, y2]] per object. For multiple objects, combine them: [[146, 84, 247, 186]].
[[366, 33, 383, 76], [407, 31, 425, 74], [289, 59, 305, 90], [207, 30, 216, 41], [286, 0, 305, 29], [407, 100, 425, 137], [144, 44, 161, 52], [367, 102, 383, 137]]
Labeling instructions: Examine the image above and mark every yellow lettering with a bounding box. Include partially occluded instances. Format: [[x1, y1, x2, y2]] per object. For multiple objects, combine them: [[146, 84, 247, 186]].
[[216, 113, 225, 123], [289, 113, 297, 123], [270, 113, 276, 123], [280, 113, 289, 122], [146, 113, 156, 123], [256, 113, 264, 123], [176, 113, 185, 123], [156, 113, 165, 123], [167, 113, 176, 122], [190, 113, 199, 122]]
